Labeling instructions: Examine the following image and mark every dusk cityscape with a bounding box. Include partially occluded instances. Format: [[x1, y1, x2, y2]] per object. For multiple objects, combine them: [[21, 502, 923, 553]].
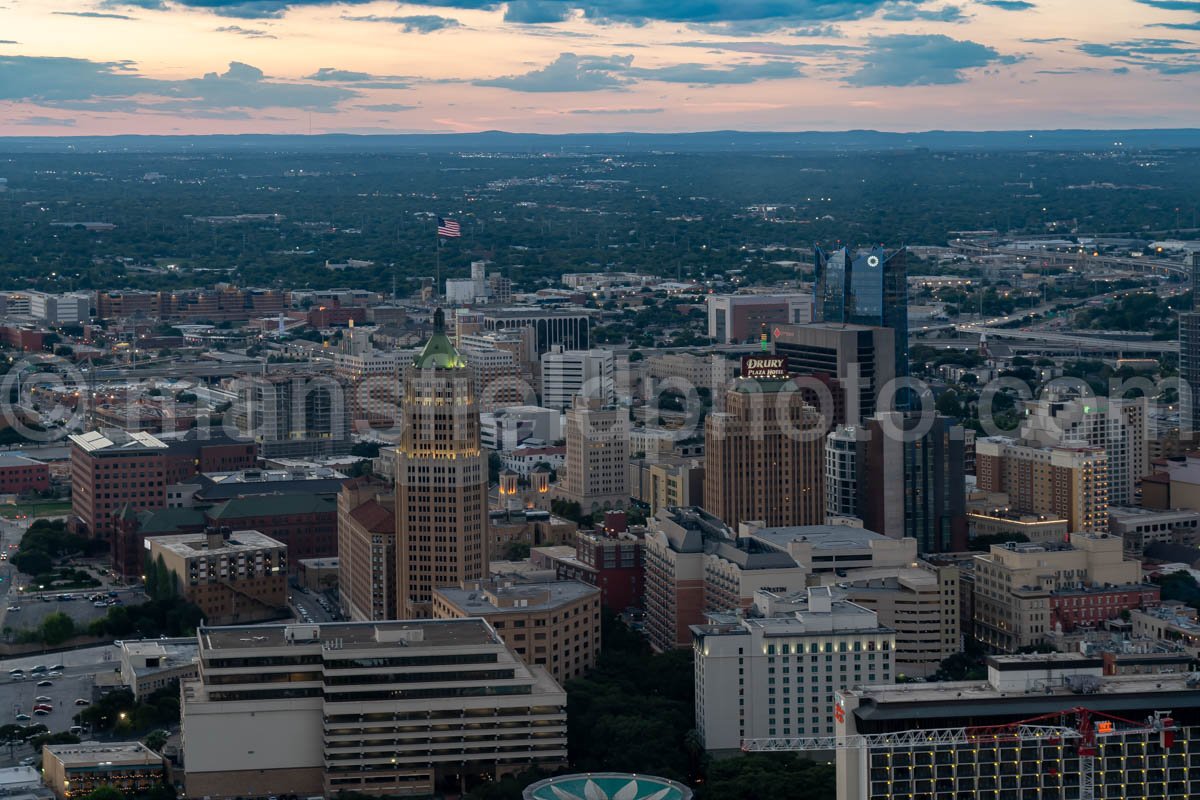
[[0, 1, 1199, 800]]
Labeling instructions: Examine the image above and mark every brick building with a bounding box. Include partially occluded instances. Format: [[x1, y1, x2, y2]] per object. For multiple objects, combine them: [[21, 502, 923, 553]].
[[0, 454, 50, 494], [69, 429, 256, 540]]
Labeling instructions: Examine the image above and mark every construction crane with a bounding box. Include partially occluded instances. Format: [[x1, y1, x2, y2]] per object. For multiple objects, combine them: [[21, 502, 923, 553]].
[[743, 708, 1177, 800]]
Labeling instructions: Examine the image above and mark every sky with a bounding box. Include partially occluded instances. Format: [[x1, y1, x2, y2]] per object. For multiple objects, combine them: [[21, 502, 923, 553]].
[[1, 0, 1200, 135]]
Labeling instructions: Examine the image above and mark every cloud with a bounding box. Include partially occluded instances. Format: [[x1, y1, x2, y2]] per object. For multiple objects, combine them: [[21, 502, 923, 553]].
[[1151, 20, 1200, 29], [474, 51, 806, 92], [792, 24, 843, 36], [1134, 0, 1200, 9], [475, 52, 633, 92], [846, 33, 1015, 85], [675, 40, 859, 56], [1078, 38, 1200, 73], [101, 0, 901, 25], [358, 103, 419, 111], [630, 60, 802, 83], [881, 2, 967, 21], [308, 67, 374, 81], [0, 40, 17, 44], [977, 0, 1033, 8], [0, 56, 355, 110], [9, 116, 77, 126], [569, 107, 664, 114], [392, 14, 460, 32], [504, 0, 571, 22], [1021, 36, 1071, 42], [214, 24, 276, 36], [341, 13, 460, 31], [52, 10, 135, 18]]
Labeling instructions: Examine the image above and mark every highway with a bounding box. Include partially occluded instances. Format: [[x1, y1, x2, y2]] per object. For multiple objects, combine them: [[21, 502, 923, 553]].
[[948, 239, 1189, 277]]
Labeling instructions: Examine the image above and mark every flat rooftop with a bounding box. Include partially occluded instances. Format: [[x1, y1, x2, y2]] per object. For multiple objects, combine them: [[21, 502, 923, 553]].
[[146, 529, 285, 558], [751, 524, 892, 550], [199, 618, 501, 651], [45, 741, 161, 767], [436, 579, 598, 614], [849, 671, 1200, 714]]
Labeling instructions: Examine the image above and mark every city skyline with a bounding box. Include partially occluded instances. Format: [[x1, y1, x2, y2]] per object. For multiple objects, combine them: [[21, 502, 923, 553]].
[[3, 0, 1200, 135]]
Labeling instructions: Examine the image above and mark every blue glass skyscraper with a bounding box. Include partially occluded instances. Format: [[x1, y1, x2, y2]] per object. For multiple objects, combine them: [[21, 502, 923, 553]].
[[813, 245, 909, 386]]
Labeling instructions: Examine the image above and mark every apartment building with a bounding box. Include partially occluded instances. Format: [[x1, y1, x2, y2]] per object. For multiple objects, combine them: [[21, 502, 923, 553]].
[[692, 586, 895, 752], [975, 437, 1109, 533], [234, 372, 353, 458], [432, 578, 601, 684], [1021, 394, 1147, 507], [146, 528, 288, 625], [706, 293, 813, 344], [337, 477, 397, 621], [973, 533, 1149, 652], [559, 396, 629, 512], [181, 619, 567, 799]]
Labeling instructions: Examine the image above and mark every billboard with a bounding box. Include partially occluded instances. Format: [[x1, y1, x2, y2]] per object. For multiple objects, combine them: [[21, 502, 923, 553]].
[[740, 355, 788, 380]]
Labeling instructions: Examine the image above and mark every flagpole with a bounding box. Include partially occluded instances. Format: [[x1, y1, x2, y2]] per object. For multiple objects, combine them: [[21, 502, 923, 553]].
[[436, 230, 441, 300]]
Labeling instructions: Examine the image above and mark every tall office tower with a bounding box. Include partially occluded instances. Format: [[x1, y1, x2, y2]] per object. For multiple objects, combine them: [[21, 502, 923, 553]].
[[394, 309, 488, 618], [813, 245, 909, 386], [1180, 253, 1200, 439], [976, 437, 1110, 533], [540, 346, 615, 410], [704, 378, 825, 528], [1021, 394, 1147, 507], [560, 396, 630, 513], [826, 413, 968, 552], [234, 372, 352, 458], [772, 323, 896, 421]]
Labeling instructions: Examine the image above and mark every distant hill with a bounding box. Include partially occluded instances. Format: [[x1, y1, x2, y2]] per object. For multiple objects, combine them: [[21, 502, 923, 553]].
[[0, 129, 1198, 154]]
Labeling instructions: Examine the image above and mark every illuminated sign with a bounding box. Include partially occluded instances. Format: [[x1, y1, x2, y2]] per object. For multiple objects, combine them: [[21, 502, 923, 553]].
[[1097, 721, 1114, 734], [741, 355, 788, 380]]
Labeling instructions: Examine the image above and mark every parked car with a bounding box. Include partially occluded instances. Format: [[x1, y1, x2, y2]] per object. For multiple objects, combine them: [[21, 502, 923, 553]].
[[13, 713, 29, 721], [74, 699, 90, 706], [6, 606, 19, 612], [49, 664, 63, 671], [29, 665, 46, 674], [19, 756, 35, 766], [69, 725, 83, 735], [34, 696, 51, 703], [47, 671, 62, 678], [36, 680, 52, 687], [8, 668, 22, 675], [33, 704, 51, 712], [32, 709, 48, 716]]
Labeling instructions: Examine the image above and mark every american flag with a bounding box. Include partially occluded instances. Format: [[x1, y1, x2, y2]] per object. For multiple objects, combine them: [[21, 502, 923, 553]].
[[437, 217, 461, 238]]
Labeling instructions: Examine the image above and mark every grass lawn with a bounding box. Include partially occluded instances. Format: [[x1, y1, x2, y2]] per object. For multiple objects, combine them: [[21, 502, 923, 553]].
[[0, 501, 73, 519]]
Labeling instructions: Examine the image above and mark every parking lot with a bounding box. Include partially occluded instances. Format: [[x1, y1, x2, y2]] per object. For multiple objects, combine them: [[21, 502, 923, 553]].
[[291, 587, 339, 623], [1, 588, 146, 635], [0, 663, 101, 766]]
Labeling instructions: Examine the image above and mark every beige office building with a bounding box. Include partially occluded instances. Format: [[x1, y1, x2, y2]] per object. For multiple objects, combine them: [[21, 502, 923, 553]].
[[559, 396, 630, 512], [337, 476, 397, 621], [704, 379, 825, 528], [819, 561, 960, 679], [146, 528, 287, 625], [182, 619, 567, 799], [395, 309, 489, 617], [432, 578, 601, 684], [43, 742, 165, 800], [975, 437, 1109, 533], [973, 532, 1145, 651]]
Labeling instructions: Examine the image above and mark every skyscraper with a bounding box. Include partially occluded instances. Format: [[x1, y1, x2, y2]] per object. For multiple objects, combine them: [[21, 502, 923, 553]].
[[813, 246, 909, 387], [704, 379, 825, 528], [560, 396, 630, 513], [395, 309, 488, 618], [826, 412, 968, 552], [1180, 252, 1200, 439]]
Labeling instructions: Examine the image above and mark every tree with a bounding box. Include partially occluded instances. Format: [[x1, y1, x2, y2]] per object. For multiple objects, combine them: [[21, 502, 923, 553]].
[[504, 542, 531, 561], [39, 612, 76, 645], [83, 786, 126, 800], [700, 753, 835, 800], [142, 729, 168, 752]]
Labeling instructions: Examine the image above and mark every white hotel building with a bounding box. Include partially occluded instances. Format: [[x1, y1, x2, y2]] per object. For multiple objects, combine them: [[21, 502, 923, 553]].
[[692, 586, 895, 753]]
